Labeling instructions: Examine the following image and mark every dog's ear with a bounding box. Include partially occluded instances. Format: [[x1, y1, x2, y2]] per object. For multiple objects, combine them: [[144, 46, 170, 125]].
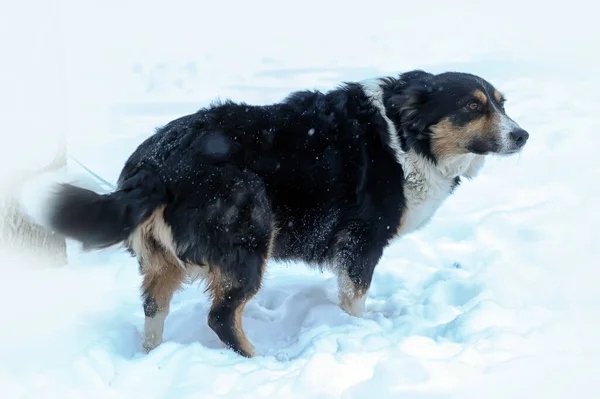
[[383, 72, 437, 159], [387, 81, 431, 139]]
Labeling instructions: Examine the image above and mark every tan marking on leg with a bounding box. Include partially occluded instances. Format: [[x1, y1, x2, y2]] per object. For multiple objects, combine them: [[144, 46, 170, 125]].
[[206, 269, 257, 357], [128, 206, 187, 352], [141, 260, 185, 308], [204, 229, 273, 357], [129, 206, 183, 273], [325, 228, 354, 272], [233, 297, 255, 357], [266, 222, 278, 259], [205, 267, 227, 302], [395, 210, 408, 238], [260, 222, 278, 277], [462, 154, 486, 179], [238, 229, 274, 356], [337, 272, 366, 317], [141, 258, 185, 352], [185, 263, 210, 284], [143, 309, 168, 352]]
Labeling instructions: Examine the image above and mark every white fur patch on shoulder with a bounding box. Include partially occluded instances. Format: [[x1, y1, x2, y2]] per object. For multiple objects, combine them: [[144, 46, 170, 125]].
[[360, 79, 404, 162]]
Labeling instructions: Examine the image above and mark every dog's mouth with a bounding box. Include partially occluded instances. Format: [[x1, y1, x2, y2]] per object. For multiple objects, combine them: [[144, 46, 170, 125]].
[[465, 138, 498, 155], [471, 145, 525, 157], [503, 147, 526, 155], [466, 129, 529, 156]]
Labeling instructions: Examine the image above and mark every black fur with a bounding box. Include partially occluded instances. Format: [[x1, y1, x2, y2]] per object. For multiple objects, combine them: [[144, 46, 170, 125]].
[[49, 164, 167, 250], [47, 69, 523, 356], [143, 295, 158, 318], [80, 78, 407, 271]]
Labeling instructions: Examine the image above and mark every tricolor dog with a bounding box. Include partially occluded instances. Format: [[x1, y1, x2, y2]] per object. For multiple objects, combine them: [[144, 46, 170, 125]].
[[47, 70, 528, 357]]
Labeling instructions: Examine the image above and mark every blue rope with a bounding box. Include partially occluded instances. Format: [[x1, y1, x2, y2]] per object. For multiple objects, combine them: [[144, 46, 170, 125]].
[[68, 155, 116, 190]]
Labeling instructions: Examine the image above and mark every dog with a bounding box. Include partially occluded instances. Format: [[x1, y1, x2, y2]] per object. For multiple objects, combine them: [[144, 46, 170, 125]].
[[46, 70, 528, 357]]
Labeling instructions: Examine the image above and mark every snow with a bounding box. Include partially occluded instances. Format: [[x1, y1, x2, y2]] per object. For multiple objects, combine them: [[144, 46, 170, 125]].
[[2, 0, 600, 398]]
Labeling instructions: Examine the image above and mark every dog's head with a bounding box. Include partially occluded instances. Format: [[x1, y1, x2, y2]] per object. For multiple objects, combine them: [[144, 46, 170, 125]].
[[384, 70, 528, 162]]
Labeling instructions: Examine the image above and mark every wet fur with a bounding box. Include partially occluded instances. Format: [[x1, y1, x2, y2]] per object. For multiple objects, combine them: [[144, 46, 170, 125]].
[[48, 70, 527, 357]]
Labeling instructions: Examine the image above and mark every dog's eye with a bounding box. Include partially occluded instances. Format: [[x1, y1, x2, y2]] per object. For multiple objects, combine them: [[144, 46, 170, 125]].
[[466, 101, 481, 112]]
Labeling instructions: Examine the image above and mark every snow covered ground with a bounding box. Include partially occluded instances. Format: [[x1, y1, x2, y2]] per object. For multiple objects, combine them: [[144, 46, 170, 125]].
[[2, 1, 600, 398]]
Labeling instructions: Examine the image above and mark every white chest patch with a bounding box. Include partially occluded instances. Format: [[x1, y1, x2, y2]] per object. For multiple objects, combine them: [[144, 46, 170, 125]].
[[396, 152, 483, 236], [397, 155, 454, 235], [395, 153, 449, 235]]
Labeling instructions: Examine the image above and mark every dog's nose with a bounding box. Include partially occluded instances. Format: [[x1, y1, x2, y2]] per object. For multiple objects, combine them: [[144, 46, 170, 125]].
[[510, 129, 529, 147]]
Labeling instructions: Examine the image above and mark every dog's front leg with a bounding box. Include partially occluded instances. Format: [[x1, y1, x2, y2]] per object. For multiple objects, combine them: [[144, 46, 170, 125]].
[[333, 228, 385, 317]]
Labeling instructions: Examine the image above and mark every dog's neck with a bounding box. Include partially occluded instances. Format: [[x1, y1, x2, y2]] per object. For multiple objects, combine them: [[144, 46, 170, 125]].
[[401, 150, 485, 185], [435, 153, 486, 180]]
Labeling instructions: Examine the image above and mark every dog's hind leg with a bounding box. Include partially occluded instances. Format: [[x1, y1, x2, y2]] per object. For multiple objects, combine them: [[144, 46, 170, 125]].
[[337, 270, 369, 317], [195, 169, 274, 357], [130, 207, 186, 352], [206, 244, 271, 358], [141, 257, 185, 352]]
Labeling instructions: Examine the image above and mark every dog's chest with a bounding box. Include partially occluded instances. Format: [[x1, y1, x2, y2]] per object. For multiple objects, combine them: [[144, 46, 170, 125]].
[[397, 159, 456, 236]]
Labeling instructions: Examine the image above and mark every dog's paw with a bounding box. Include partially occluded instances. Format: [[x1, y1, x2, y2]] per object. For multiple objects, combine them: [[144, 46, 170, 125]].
[[142, 336, 162, 353], [340, 295, 366, 318]]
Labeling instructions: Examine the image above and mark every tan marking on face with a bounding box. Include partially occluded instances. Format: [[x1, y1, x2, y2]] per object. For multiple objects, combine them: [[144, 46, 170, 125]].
[[494, 90, 503, 103], [473, 89, 488, 105], [430, 113, 501, 159]]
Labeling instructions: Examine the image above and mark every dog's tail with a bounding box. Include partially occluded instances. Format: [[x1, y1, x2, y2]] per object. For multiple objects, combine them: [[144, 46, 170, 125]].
[[47, 167, 167, 250]]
